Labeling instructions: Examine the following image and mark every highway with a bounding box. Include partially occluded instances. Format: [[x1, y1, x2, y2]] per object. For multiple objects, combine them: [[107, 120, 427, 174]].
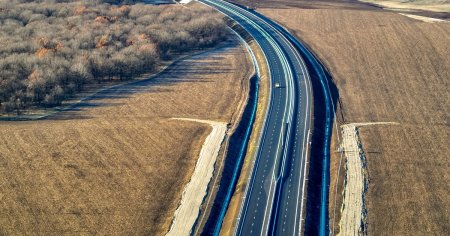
[[199, 0, 314, 235]]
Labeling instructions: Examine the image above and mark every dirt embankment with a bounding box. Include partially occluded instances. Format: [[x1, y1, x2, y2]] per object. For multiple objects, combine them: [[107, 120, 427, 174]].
[[252, 1, 449, 235], [338, 122, 397, 235], [0, 36, 252, 235], [167, 118, 227, 236], [339, 124, 366, 235]]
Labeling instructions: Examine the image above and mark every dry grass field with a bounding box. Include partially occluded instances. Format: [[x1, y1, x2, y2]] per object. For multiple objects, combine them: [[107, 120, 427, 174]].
[[235, 0, 450, 234], [360, 0, 450, 13], [0, 37, 252, 235]]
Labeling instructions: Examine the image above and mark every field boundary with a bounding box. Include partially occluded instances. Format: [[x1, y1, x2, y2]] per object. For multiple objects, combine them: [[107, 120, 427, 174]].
[[0, 43, 233, 122]]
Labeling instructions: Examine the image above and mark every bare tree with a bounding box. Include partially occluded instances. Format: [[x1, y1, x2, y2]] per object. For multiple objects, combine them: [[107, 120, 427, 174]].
[[0, 0, 227, 113]]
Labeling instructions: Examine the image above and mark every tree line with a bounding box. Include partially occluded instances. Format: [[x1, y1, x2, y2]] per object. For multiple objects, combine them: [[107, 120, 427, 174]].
[[0, 0, 227, 113]]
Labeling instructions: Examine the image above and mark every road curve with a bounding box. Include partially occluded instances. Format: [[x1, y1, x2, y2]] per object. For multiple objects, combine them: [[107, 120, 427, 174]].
[[199, 0, 313, 235]]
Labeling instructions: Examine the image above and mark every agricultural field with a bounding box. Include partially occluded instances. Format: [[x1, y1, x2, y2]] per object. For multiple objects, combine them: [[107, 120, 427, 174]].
[[225, 0, 449, 234], [0, 36, 252, 235]]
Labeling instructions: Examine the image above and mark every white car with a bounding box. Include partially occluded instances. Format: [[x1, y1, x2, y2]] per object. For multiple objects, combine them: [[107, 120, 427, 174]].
[[275, 83, 281, 88]]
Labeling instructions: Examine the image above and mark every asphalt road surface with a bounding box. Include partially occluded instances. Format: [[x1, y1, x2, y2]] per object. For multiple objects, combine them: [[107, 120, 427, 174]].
[[200, 1, 313, 235]]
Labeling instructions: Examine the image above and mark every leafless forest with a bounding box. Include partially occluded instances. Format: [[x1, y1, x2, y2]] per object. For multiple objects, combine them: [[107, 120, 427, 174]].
[[0, 0, 226, 112]]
